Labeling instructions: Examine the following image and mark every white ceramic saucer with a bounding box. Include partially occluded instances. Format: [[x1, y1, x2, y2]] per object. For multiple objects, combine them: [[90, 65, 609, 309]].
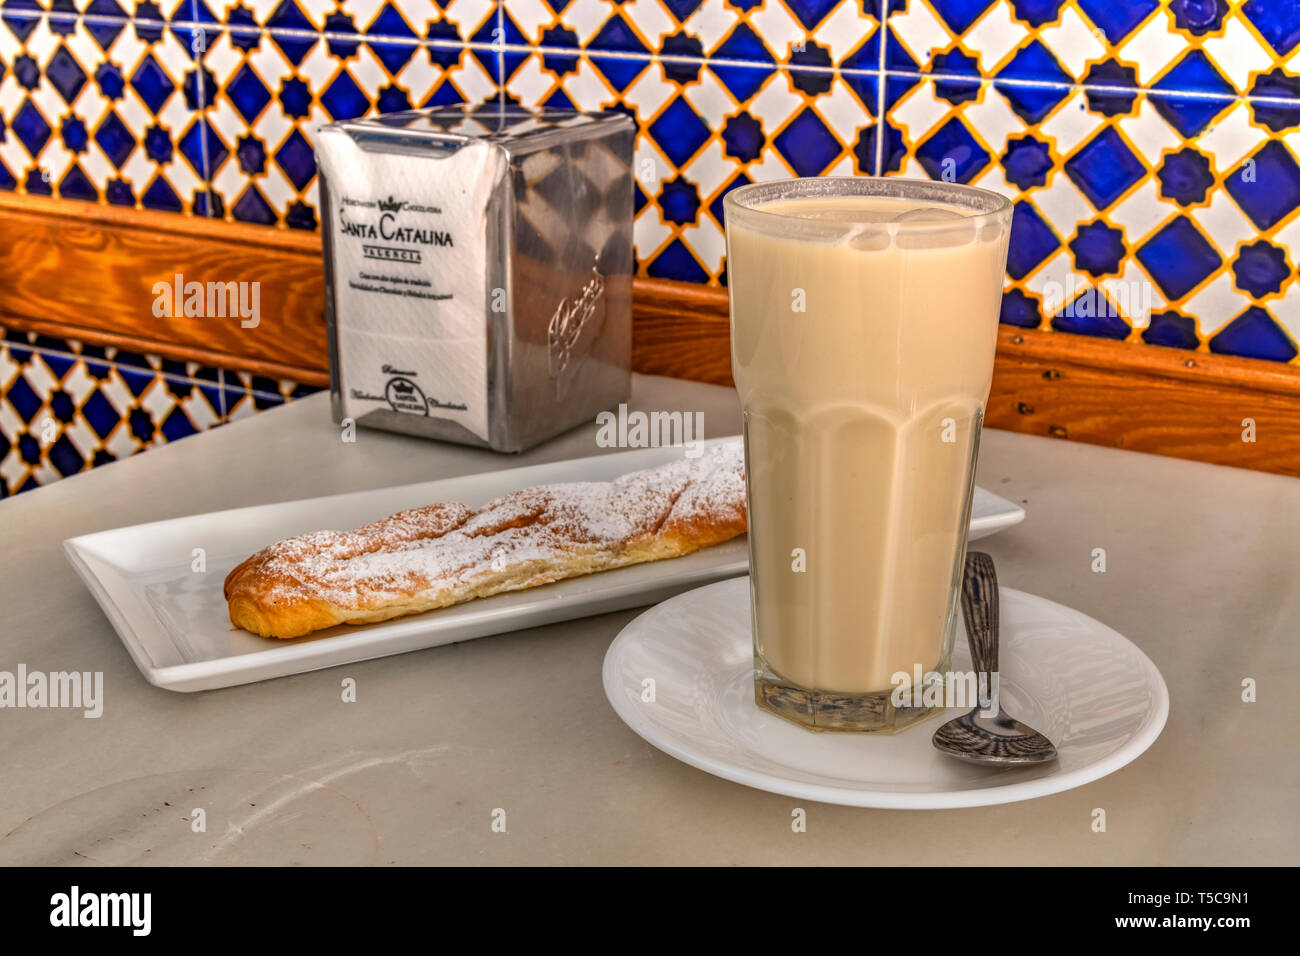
[[602, 577, 1168, 809]]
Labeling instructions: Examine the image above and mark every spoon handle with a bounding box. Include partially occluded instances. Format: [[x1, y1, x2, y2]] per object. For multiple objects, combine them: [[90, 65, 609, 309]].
[[961, 551, 999, 677]]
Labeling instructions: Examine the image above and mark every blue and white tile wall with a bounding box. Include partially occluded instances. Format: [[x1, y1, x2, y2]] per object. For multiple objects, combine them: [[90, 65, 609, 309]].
[[0, 325, 310, 495], [3, 0, 1300, 494]]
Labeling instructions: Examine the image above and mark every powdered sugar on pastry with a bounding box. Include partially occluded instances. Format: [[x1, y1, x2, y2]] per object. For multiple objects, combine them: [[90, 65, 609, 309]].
[[224, 439, 747, 638]]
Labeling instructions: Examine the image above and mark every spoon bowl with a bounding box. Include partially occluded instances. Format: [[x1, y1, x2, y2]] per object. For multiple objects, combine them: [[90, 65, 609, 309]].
[[933, 708, 1058, 766]]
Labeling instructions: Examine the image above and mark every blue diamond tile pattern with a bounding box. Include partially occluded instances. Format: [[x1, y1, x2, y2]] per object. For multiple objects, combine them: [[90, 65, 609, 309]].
[[885, 16, 1300, 361], [1136, 215, 1223, 301], [1226, 140, 1300, 230], [0, 12, 208, 208], [0, 327, 319, 496], [915, 115, 991, 183], [199, 17, 501, 227], [1065, 126, 1147, 210]]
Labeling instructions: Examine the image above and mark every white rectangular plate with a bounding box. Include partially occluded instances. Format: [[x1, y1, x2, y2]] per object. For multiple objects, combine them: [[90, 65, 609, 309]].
[[64, 439, 1025, 692]]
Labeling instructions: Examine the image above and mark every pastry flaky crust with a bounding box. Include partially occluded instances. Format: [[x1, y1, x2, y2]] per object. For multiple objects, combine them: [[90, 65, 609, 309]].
[[224, 439, 747, 639]]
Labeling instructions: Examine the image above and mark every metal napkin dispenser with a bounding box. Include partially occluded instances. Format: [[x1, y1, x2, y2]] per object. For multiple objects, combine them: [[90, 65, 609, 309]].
[[315, 105, 634, 453]]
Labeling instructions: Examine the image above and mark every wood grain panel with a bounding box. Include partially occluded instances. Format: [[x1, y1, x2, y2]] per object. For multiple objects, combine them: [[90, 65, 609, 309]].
[[2, 193, 1299, 476], [631, 278, 733, 386], [0, 194, 328, 384], [991, 330, 1300, 476]]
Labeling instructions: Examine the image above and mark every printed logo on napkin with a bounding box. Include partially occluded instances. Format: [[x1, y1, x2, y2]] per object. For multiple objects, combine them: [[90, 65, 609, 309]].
[[318, 131, 506, 441]]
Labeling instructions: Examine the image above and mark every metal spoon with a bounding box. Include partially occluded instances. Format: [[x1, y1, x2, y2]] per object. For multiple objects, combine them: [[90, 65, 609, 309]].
[[932, 552, 1058, 766]]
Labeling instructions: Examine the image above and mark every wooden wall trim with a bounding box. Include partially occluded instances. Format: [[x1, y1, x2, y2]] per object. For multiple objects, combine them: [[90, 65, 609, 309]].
[[0, 193, 326, 384], [2, 194, 1299, 476]]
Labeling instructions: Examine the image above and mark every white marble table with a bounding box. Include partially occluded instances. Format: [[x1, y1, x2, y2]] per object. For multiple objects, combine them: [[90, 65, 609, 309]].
[[1, 374, 1294, 864]]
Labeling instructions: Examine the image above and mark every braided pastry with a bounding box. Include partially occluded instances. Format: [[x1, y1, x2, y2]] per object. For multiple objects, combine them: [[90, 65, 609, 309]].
[[224, 439, 746, 639]]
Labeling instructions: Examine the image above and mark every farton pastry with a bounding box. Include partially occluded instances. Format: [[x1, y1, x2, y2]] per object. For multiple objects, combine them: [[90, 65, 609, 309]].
[[224, 439, 747, 639]]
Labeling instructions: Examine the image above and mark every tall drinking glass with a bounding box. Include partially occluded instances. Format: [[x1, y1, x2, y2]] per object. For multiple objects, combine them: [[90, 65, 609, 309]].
[[724, 177, 1013, 732]]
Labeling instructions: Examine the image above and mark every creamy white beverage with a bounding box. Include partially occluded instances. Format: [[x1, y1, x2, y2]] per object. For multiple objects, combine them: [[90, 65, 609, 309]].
[[725, 181, 1012, 731]]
